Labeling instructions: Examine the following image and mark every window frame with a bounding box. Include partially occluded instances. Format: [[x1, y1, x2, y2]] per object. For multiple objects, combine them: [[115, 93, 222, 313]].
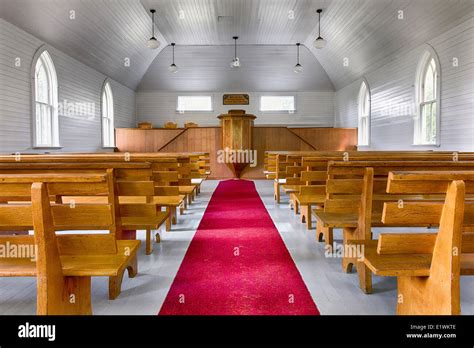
[[101, 80, 115, 148], [176, 95, 214, 113], [31, 46, 60, 148], [357, 79, 371, 147], [414, 45, 441, 146], [259, 95, 296, 113]]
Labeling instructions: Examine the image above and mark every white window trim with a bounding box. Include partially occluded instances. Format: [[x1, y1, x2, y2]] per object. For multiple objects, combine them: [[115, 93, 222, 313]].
[[101, 80, 115, 148], [413, 44, 441, 146], [259, 95, 297, 113], [31, 46, 60, 148], [357, 79, 371, 147], [176, 95, 214, 113]]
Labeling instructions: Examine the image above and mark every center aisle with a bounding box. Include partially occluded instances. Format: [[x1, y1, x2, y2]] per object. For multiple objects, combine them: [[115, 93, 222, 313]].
[[159, 179, 319, 315]]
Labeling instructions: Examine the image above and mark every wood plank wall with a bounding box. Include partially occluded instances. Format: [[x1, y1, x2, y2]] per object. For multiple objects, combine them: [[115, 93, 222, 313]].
[[1, 19, 137, 153], [115, 127, 357, 179]]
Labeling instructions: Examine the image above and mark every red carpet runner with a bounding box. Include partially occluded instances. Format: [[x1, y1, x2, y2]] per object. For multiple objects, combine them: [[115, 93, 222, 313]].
[[159, 180, 319, 315]]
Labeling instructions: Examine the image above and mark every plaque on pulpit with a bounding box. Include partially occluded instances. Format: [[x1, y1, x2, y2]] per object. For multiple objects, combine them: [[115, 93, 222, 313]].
[[217, 110, 256, 178]]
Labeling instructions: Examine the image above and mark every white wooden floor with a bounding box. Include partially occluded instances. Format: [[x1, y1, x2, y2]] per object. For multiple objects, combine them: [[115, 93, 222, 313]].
[[0, 179, 472, 315]]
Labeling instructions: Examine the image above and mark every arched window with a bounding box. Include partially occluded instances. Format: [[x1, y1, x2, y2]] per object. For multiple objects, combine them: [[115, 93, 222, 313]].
[[358, 80, 370, 146], [33, 49, 59, 147], [101, 81, 115, 147], [414, 48, 440, 145]]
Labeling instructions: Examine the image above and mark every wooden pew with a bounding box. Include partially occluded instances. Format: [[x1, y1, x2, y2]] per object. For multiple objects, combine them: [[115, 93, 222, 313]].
[[270, 151, 474, 204], [362, 174, 474, 314], [0, 152, 207, 163], [0, 174, 140, 313], [0, 162, 158, 241], [148, 158, 195, 209], [189, 154, 210, 194], [64, 180, 169, 255], [316, 161, 474, 246], [118, 181, 169, 254], [316, 162, 474, 293], [152, 171, 185, 230], [289, 171, 327, 229], [264, 152, 277, 179], [0, 156, 189, 231], [273, 155, 290, 203], [282, 154, 474, 230], [177, 161, 198, 204]]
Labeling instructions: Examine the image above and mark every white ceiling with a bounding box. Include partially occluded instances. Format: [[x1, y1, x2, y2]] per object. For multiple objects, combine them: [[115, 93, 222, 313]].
[[304, 0, 473, 89], [2, 0, 471, 91], [138, 44, 334, 91], [1, 0, 167, 90], [139, 0, 332, 45]]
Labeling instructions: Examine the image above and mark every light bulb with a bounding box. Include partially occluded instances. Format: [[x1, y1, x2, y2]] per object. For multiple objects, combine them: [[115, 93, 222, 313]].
[[230, 57, 240, 68], [147, 37, 160, 49], [294, 63, 303, 73], [313, 36, 326, 49], [168, 63, 178, 73]]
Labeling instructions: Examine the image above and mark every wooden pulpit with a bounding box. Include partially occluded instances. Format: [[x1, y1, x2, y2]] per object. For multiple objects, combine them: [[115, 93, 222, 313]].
[[218, 110, 256, 178]]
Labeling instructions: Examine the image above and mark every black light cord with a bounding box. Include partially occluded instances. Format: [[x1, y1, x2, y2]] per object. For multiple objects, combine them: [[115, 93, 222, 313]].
[[296, 43, 300, 64], [318, 11, 321, 36]]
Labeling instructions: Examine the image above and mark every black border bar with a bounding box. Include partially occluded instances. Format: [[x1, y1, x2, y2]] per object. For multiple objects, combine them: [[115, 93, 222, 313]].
[[0, 315, 473, 346]]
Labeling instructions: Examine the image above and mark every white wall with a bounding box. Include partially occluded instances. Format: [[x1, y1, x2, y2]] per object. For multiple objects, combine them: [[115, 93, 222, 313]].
[[335, 19, 474, 151], [136, 91, 335, 127], [0, 19, 136, 153]]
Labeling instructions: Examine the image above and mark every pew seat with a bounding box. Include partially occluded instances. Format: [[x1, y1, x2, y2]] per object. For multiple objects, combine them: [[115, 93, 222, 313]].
[[191, 178, 204, 185], [360, 242, 432, 277], [121, 216, 169, 231], [60, 239, 140, 277], [353, 238, 474, 277], [316, 212, 391, 228], [0, 239, 139, 278], [293, 195, 325, 206], [179, 185, 197, 204], [282, 184, 301, 194], [152, 195, 185, 206], [0, 258, 36, 276]]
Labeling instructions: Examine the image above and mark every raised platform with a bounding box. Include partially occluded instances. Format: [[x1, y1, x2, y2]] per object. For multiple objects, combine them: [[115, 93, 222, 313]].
[[115, 126, 357, 179]]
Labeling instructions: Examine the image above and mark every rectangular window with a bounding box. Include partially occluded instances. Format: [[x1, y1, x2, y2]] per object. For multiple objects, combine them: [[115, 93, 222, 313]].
[[177, 96, 213, 112], [260, 96, 295, 112]]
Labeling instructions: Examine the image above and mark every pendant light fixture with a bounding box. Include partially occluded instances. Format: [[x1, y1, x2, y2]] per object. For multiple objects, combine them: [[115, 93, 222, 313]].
[[294, 43, 303, 73], [147, 9, 160, 49], [168, 43, 178, 73], [313, 9, 327, 49], [230, 36, 241, 68]]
